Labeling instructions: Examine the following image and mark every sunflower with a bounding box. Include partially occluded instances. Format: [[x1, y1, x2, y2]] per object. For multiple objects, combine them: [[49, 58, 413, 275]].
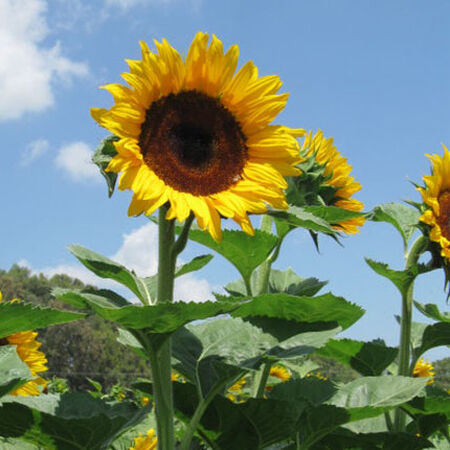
[[265, 365, 291, 392], [91, 32, 304, 241], [288, 130, 365, 234], [130, 428, 157, 450], [418, 145, 450, 260], [0, 292, 48, 396], [413, 358, 435, 385], [227, 377, 246, 402]]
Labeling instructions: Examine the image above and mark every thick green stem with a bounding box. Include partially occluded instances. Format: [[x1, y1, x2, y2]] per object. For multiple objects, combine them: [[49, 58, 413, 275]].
[[152, 204, 176, 450], [253, 361, 272, 398], [255, 215, 274, 295], [394, 235, 428, 432]]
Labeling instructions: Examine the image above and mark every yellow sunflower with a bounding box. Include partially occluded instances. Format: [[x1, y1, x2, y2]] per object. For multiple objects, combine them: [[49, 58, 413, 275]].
[[130, 428, 157, 450], [413, 358, 435, 385], [91, 32, 304, 241], [418, 145, 450, 260], [265, 365, 291, 392], [226, 377, 246, 402], [295, 130, 365, 234], [0, 292, 48, 396]]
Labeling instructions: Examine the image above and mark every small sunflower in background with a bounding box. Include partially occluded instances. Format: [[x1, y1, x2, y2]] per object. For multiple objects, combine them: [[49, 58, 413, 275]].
[[130, 428, 157, 450], [227, 377, 246, 402], [0, 292, 48, 396], [287, 130, 365, 234], [413, 358, 435, 385], [265, 365, 291, 392], [92, 32, 304, 241], [418, 145, 450, 261]]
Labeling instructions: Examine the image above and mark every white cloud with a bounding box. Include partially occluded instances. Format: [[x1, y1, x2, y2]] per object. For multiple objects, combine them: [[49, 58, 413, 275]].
[[0, 0, 88, 121], [21, 138, 49, 166], [55, 141, 100, 183], [105, 0, 169, 9], [23, 223, 212, 303]]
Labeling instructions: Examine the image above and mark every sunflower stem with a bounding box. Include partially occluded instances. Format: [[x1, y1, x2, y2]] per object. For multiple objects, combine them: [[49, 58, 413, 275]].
[[152, 204, 176, 450], [255, 215, 275, 295], [394, 235, 428, 432]]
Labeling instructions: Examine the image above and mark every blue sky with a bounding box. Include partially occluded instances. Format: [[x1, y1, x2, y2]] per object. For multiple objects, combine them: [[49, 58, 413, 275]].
[[0, 0, 449, 359]]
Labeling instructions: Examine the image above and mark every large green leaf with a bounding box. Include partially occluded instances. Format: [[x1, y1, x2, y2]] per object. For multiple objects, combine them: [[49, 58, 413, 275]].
[[0, 393, 148, 450], [404, 393, 450, 419], [365, 258, 430, 297], [0, 302, 85, 338], [0, 346, 33, 398], [56, 289, 242, 333], [328, 376, 427, 410], [317, 338, 398, 376], [367, 202, 420, 250], [232, 293, 364, 331], [68, 244, 151, 303], [53, 287, 130, 310], [304, 205, 365, 225], [185, 229, 278, 291], [415, 322, 450, 357], [414, 301, 450, 323], [91, 135, 118, 197], [224, 268, 327, 298]]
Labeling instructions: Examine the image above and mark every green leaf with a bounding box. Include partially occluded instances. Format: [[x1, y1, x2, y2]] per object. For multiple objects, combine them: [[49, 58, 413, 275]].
[[365, 258, 430, 297], [414, 301, 450, 323], [0, 346, 33, 398], [232, 293, 364, 331], [0, 302, 85, 338], [175, 254, 214, 277], [68, 244, 151, 303], [224, 268, 327, 298], [0, 393, 148, 450], [185, 229, 278, 291], [316, 338, 398, 376], [328, 376, 427, 410], [367, 202, 420, 250], [269, 206, 336, 235], [61, 293, 242, 333], [404, 394, 450, 419], [53, 287, 130, 310], [92, 135, 118, 197], [415, 322, 450, 357], [116, 328, 147, 359]]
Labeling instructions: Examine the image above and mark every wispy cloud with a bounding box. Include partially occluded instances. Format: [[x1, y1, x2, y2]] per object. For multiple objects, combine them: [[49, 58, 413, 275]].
[[21, 139, 49, 166], [54, 141, 100, 183], [0, 0, 88, 121]]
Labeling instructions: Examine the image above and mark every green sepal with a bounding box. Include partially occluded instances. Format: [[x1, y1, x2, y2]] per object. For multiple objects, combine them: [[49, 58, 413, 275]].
[[0, 302, 85, 338], [92, 135, 118, 197], [0, 346, 33, 398], [316, 338, 398, 376], [367, 202, 420, 251]]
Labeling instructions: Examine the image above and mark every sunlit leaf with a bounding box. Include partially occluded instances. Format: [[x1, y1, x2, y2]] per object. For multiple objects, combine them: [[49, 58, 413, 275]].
[[367, 202, 420, 251], [68, 244, 150, 303], [0, 346, 33, 398], [0, 302, 85, 338], [414, 301, 450, 323]]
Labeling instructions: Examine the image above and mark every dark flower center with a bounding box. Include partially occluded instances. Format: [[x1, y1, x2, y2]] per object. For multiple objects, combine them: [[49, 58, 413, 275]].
[[139, 90, 248, 196], [438, 190, 450, 240]]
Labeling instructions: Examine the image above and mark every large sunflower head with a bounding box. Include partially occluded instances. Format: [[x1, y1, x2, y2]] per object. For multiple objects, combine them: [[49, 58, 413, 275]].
[[91, 32, 304, 241], [418, 145, 450, 262], [287, 130, 365, 234], [0, 292, 48, 396]]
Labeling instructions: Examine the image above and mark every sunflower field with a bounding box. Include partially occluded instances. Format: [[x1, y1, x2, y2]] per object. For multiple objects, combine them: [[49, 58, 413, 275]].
[[0, 32, 449, 450]]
